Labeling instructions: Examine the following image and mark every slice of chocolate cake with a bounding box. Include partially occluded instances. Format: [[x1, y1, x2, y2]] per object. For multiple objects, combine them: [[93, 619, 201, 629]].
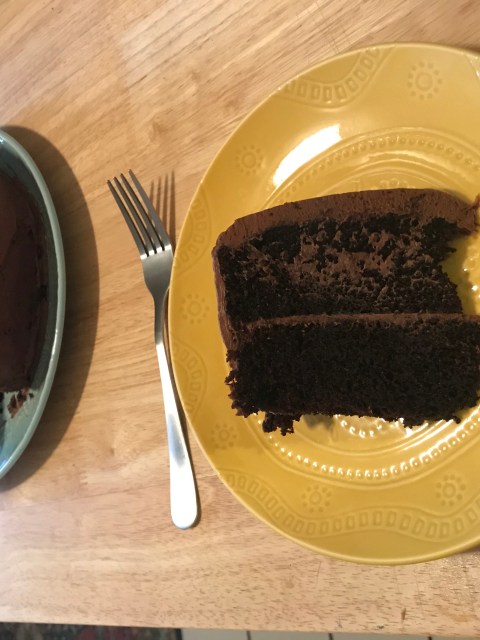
[[212, 188, 480, 433], [0, 174, 47, 392]]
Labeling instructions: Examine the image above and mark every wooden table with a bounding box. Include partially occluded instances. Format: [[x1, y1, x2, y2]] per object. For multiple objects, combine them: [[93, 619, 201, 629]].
[[2, 0, 480, 634]]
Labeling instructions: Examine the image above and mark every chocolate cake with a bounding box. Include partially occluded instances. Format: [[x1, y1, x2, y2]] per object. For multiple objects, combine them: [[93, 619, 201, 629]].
[[0, 173, 47, 392], [212, 189, 480, 433]]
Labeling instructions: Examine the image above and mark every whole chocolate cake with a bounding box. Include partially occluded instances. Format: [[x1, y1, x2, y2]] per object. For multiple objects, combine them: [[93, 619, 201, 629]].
[[212, 189, 480, 434], [0, 174, 47, 392]]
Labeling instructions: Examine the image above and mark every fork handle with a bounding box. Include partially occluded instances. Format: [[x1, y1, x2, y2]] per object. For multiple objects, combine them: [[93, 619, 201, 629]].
[[154, 299, 198, 529]]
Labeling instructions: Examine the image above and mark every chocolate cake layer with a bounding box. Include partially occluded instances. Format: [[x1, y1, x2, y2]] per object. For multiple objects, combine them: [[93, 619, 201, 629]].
[[213, 190, 475, 349], [226, 314, 480, 434]]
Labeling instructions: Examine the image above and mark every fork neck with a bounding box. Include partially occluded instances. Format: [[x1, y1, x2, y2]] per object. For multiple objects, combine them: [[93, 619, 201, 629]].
[[154, 297, 168, 345]]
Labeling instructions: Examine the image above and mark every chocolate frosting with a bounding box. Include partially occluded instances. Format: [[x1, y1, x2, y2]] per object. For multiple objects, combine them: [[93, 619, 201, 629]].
[[215, 189, 475, 249], [230, 312, 480, 350], [0, 174, 48, 391]]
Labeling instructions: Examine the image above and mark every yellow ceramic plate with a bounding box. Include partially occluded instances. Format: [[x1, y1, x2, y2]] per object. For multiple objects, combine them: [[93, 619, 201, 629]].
[[169, 43, 480, 564]]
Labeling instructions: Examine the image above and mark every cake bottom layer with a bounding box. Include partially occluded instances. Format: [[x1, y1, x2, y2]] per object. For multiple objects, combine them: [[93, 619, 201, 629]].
[[226, 314, 480, 434]]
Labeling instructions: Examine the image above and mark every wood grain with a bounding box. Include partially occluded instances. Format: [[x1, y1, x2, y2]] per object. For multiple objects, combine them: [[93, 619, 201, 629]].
[[1, 0, 480, 633]]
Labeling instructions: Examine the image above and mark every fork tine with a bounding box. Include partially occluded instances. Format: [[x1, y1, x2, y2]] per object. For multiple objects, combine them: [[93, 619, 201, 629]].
[[163, 172, 176, 248], [129, 170, 172, 251], [108, 179, 148, 256], [114, 176, 157, 254], [162, 174, 169, 241], [155, 177, 161, 220], [121, 173, 163, 251]]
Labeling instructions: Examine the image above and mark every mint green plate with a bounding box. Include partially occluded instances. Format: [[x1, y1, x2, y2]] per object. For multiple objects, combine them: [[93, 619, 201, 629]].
[[0, 130, 66, 478]]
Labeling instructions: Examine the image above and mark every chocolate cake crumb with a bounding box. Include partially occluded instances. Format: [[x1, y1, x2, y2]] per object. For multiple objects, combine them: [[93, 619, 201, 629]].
[[8, 388, 30, 418]]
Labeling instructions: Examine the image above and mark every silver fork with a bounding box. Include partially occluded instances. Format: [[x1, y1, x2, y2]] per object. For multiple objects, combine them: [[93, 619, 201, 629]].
[[108, 170, 198, 529]]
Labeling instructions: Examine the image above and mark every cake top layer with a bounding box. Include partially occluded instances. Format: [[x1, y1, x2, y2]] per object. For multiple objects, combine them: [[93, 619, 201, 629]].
[[215, 189, 476, 249], [0, 173, 47, 391], [213, 189, 477, 348]]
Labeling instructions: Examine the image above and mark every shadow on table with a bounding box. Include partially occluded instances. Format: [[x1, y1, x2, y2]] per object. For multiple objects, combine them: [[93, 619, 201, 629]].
[[0, 126, 99, 488], [460, 545, 480, 555]]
